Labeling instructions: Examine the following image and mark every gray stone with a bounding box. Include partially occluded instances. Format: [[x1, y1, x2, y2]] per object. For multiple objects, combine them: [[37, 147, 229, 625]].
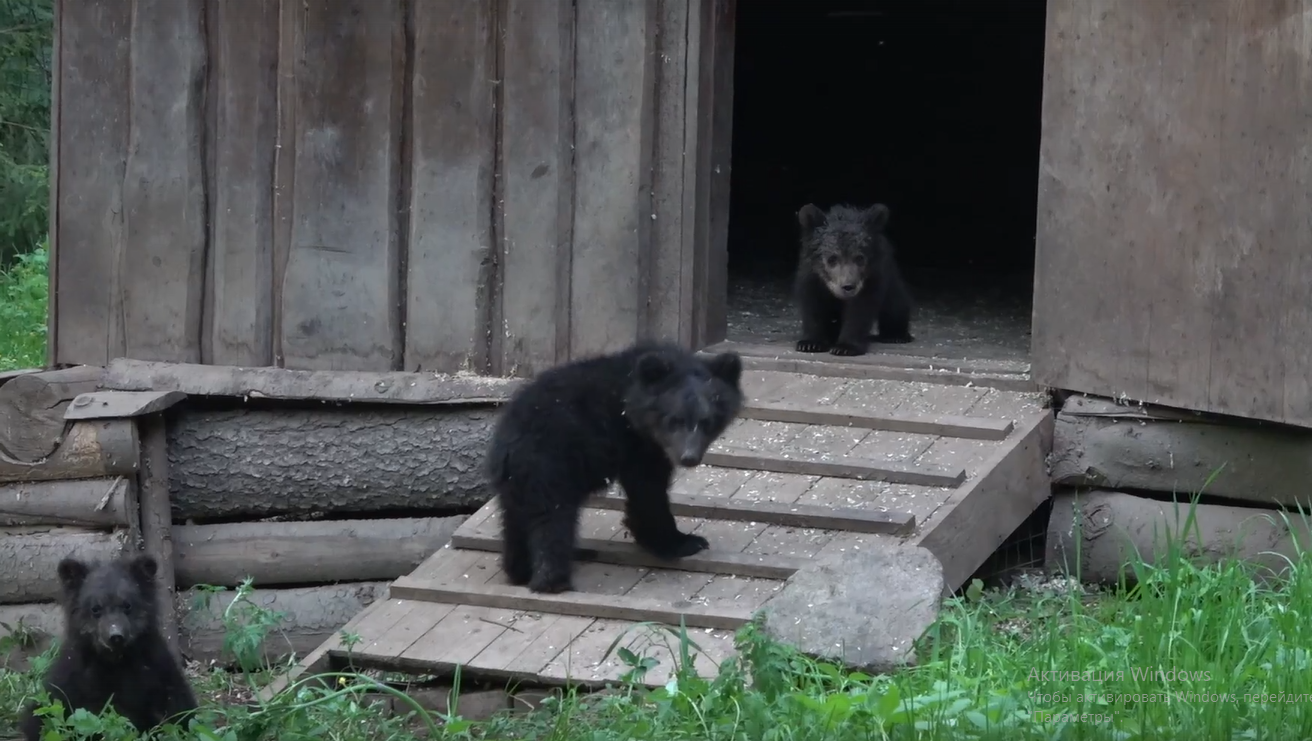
[[760, 540, 944, 674]]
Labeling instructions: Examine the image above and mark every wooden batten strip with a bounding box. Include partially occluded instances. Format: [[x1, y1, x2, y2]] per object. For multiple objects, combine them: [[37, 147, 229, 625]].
[[388, 579, 754, 632], [65, 390, 187, 420], [740, 400, 1013, 441], [451, 531, 803, 580], [704, 449, 966, 488], [587, 491, 916, 535]]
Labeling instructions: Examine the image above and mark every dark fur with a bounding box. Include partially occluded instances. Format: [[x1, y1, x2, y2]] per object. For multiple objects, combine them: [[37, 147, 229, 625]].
[[20, 554, 198, 741], [486, 341, 744, 594], [793, 202, 914, 355]]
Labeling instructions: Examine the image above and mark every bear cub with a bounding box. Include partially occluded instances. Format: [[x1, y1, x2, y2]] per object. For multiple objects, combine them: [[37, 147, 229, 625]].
[[486, 341, 744, 594], [793, 202, 914, 356], [20, 554, 198, 741]]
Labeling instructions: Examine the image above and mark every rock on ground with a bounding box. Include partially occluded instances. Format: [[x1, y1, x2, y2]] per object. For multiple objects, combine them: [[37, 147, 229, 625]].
[[761, 541, 944, 674]]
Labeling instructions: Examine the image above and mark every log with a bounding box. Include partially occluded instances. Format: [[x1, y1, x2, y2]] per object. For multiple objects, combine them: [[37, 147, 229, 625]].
[[0, 601, 62, 669], [1053, 394, 1312, 509], [104, 358, 522, 405], [0, 476, 135, 527], [0, 365, 103, 462], [168, 407, 499, 519], [177, 581, 387, 665], [0, 527, 130, 603], [174, 515, 468, 587], [1045, 489, 1312, 587], [0, 419, 139, 484]]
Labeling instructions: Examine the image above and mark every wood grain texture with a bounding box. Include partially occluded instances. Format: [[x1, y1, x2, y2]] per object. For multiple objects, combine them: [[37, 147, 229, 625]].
[[122, 0, 208, 363], [405, 0, 496, 373], [1033, 0, 1312, 428], [497, 0, 576, 376], [205, 0, 279, 366], [568, 0, 657, 357], [0, 420, 139, 485], [649, 0, 691, 342], [281, 0, 405, 371], [52, 0, 131, 366], [65, 391, 187, 421], [0, 477, 134, 528]]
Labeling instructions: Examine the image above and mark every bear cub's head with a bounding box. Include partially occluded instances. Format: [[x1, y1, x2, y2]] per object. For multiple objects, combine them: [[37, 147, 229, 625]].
[[58, 554, 160, 657], [625, 347, 743, 469], [797, 203, 892, 300]]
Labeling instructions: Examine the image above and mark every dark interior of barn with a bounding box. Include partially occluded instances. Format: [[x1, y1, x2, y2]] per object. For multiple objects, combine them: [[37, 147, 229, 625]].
[[725, 0, 1048, 364]]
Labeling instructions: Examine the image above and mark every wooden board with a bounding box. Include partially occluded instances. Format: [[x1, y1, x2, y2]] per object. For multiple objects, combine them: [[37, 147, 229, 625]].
[[705, 449, 967, 488], [65, 391, 186, 420], [740, 400, 1014, 440], [280, 0, 404, 371], [497, 0, 575, 377], [205, 0, 279, 367], [568, 0, 657, 358], [585, 490, 916, 535], [1032, 0, 1312, 428], [405, 0, 496, 374], [122, 0, 207, 363], [102, 358, 521, 405]]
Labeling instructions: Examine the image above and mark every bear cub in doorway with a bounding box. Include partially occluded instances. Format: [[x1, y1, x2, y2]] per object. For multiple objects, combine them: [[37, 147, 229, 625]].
[[486, 341, 744, 594], [20, 554, 198, 741], [794, 202, 914, 356]]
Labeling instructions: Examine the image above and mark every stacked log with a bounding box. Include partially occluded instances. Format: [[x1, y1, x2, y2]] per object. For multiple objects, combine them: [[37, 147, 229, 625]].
[[0, 366, 134, 663], [1045, 394, 1312, 586]]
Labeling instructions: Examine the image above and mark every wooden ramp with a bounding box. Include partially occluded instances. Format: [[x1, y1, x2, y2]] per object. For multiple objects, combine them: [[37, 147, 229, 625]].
[[269, 369, 1051, 693]]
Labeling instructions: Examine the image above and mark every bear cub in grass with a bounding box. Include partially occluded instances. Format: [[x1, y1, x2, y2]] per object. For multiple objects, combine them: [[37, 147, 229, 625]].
[[486, 341, 744, 594], [794, 202, 914, 356], [20, 554, 198, 741]]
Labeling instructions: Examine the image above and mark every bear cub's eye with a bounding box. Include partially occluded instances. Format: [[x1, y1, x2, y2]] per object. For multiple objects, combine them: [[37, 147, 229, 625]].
[[121, 601, 133, 614], [824, 255, 839, 268], [90, 605, 103, 618]]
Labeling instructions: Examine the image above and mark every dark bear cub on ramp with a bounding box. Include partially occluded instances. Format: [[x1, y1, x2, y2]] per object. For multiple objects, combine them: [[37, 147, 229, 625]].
[[794, 202, 914, 356], [486, 341, 744, 594], [20, 554, 198, 741]]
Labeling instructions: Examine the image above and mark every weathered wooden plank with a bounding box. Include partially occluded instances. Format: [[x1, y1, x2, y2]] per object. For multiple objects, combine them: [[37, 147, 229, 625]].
[[52, 0, 131, 366], [1033, 0, 1312, 428], [388, 578, 753, 632], [65, 391, 187, 421], [103, 358, 521, 405], [688, 0, 735, 347], [497, 0, 575, 376], [46, 0, 60, 368], [0, 477, 134, 527], [173, 516, 467, 588], [271, 0, 300, 367], [913, 410, 1053, 593], [451, 529, 804, 580], [699, 345, 1036, 393], [122, 0, 207, 363], [255, 598, 387, 701], [1052, 400, 1312, 508], [205, 0, 279, 366], [705, 448, 966, 488], [586, 490, 916, 535], [0, 366, 102, 462], [568, 0, 657, 357], [0, 420, 139, 485], [740, 401, 1014, 441], [649, 0, 690, 342], [281, 0, 405, 371], [405, 0, 496, 374], [138, 415, 179, 653]]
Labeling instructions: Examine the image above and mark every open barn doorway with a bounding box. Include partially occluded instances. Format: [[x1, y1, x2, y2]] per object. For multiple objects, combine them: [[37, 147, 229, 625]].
[[723, 0, 1048, 366]]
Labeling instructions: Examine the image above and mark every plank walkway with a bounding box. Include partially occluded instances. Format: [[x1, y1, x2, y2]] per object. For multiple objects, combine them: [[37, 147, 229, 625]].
[[267, 367, 1051, 695]]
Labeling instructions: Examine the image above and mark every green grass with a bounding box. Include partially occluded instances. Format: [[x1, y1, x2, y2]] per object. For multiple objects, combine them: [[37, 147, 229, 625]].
[[0, 237, 47, 370], [4, 542, 1312, 741]]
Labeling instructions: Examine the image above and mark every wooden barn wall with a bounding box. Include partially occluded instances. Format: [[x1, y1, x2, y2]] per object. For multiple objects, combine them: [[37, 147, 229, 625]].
[[1032, 0, 1312, 428], [48, 0, 734, 377]]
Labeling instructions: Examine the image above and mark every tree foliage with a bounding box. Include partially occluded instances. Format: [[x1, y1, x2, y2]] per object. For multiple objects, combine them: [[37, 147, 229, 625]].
[[0, 0, 52, 266]]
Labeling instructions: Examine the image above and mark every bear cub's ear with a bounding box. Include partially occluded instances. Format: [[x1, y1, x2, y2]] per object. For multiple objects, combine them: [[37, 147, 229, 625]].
[[57, 556, 90, 595], [797, 204, 827, 232], [636, 352, 674, 386], [704, 352, 742, 388], [864, 204, 891, 233], [127, 554, 159, 585]]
